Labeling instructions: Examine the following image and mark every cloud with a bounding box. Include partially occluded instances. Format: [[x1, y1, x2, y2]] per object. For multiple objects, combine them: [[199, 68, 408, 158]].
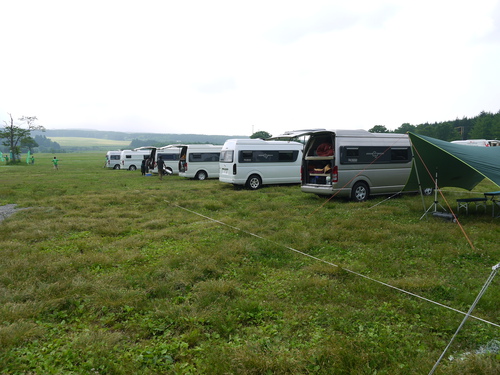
[[1, 0, 499, 137], [266, 7, 358, 44], [266, 2, 399, 44], [196, 77, 237, 94]]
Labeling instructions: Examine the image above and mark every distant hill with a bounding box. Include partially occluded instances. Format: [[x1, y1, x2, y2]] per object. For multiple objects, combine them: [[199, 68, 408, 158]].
[[30, 129, 249, 152], [32, 129, 247, 144]]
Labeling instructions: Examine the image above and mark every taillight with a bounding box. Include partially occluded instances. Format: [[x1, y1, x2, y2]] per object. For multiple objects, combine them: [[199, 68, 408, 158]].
[[232, 164, 237, 175], [332, 166, 338, 183]]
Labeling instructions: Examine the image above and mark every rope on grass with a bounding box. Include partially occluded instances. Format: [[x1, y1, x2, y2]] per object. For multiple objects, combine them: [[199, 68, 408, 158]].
[[368, 192, 403, 209], [169, 202, 500, 329], [429, 263, 500, 374]]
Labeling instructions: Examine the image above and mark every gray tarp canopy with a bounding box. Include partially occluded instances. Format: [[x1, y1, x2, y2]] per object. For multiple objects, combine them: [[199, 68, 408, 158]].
[[404, 132, 500, 191]]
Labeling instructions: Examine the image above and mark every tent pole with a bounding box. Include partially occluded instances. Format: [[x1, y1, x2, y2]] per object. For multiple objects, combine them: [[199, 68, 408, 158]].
[[409, 139, 428, 213], [420, 169, 446, 220], [429, 262, 500, 374]]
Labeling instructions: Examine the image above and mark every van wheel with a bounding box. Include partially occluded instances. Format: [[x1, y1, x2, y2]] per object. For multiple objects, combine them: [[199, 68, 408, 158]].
[[352, 181, 369, 202], [129, 165, 137, 171], [196, 170, 208, 180], [246, 175, 262, 190], [113, 165, 120, 170]]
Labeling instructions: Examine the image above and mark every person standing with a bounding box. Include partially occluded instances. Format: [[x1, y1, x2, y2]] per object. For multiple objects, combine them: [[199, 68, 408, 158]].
[[157, 156, 165, 180], [141, 158, 147, 176], [52, 156, 59, 170]]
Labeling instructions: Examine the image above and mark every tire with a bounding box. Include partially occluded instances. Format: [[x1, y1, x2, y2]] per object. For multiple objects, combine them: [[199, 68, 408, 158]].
[[113, 165, 120, 170], [129, 165, 137, 171], [246, 174, 262, 190], [195, 170, 208, 180], [351, 181, 369, 202]]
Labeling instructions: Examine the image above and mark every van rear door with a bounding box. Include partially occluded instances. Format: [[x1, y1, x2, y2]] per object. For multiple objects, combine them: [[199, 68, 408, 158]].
[[179, 146, 188, 172]]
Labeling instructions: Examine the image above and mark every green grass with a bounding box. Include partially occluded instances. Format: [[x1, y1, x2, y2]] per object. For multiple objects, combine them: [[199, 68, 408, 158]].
[[1, 153, 499, 374]]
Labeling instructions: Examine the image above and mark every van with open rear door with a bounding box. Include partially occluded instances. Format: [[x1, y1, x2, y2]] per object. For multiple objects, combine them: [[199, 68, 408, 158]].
[[178, 144, 223, 180]]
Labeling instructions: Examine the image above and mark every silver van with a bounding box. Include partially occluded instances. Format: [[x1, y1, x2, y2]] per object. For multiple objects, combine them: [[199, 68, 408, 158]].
[[300, 130, 412, 201]]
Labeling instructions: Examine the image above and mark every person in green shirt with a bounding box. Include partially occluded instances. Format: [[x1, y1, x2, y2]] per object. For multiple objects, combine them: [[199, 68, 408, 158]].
[[52, 156, 59, 170]]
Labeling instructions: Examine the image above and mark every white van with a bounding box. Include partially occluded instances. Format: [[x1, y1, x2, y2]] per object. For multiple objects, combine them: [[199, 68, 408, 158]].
[[219, 139, 303, 189], [487, 140, 500, 147], [149, 145, 182, 175], [299, 130, 413, 201], [120, 149, 151, 171], [451, 139, 490, 147], [178, 144, 223, 180], [105, 151, 121, 169]]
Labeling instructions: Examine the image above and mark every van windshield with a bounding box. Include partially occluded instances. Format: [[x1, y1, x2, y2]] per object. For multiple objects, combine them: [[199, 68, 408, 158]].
[[220, 150, 233, 163]]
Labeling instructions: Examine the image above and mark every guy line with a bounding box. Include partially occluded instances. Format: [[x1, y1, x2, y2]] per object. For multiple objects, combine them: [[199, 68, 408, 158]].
[[169, 202, 500, 329]]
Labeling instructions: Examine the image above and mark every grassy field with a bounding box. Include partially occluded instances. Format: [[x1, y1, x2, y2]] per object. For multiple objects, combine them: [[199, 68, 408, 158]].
[[1, 152, 499, 374], [49, 137, 130, 149]]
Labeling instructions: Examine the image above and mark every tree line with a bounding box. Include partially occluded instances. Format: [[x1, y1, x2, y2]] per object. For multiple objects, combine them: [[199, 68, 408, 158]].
[[369, 110, 500, 141], [2, 110, 500, 162]]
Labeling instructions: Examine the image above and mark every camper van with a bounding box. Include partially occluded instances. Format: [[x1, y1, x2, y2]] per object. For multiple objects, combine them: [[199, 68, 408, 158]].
[[149, 145, 182, 175], [219, 139, 303, 189], [120, 149, 151, 171], [487, 140, 500, 147], [451, 139, 490, 147], [178, 144, 223, 180], [300, 130, 413, 201], [105, 151, 121, 169]]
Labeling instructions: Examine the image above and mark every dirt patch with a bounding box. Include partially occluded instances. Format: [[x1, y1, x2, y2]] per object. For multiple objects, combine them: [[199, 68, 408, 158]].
[[0, 204, 29, 223]]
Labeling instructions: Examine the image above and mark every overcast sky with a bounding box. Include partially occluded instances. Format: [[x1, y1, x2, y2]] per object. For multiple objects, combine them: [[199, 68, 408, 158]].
[[1, 0, 499, 137]]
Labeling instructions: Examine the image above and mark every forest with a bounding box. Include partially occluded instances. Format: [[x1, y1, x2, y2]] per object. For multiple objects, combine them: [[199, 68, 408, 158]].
[[374, 110, 500, 141]]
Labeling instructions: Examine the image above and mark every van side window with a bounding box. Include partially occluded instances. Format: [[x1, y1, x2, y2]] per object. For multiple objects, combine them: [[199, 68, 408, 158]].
[[240, 151, 252, 162], [239, 150, 299, 163], [278, 151, 296, 161], [189, 153, 220, 162], [340, 146, 411, 164], [346, 148, 359, 157], [390, 148, 409, 161], [158, 153, 179, 161]]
